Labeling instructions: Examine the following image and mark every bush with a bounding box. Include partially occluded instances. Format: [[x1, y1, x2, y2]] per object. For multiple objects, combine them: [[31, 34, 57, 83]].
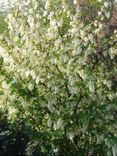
[[0, 0, 117, 155], [0, 111, 30, 156], [0, 13, 7, 34]]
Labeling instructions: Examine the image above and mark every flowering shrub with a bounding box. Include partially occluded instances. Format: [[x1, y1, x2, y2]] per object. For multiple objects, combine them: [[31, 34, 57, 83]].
[[0, 0, 117, 155], [0, 14, 7, 34], [0, 111, 30, 156]]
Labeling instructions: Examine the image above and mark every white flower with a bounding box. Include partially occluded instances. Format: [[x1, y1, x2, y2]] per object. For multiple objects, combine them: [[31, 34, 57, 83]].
[[30, 71, 36, 79], [36, 77, 40, 84], [114, 30, 117, 34], [109, 52, 115, 59], [47, 102, 54, 112], [57, 20, 63, 27], [43, 11, 48, 17], [112, 145, 117, 156], [88, 34, 93, 42], [94, 20, 98, 27], [116, 92, 117, 97], [49, 11, 54, 18], [106, 80, 112, 88], [22, 102, 27, 108], [25, 70, 30, 77], [73, 47, 82, 55], [98, 11, 102, 16], [101, 16, 104, 21], [2, 81, 9, 89], [53, 148, 58, 153], [53, 123, 57, 130], [45, 0, 50, 9], [94, 28, 100, 34], [0, 130, 9, 136], [7, 13, 13, 20], [79, 57, 85, 64], [74, 0, 77, 5], [61, 54, 69, 63], [56, 118, 63, 129], [103, 51, 108, 57], [51, 58, 57, 65], [50, 19, 56, 27], [79, 70, 87, 80], [89, 81, 95, 93], [105, 12, 110, 18], [108, 94, 115, 101], [27, 15, 35, 28], [99, 23, 103, 29], [8, 106, 17, 116], [68, 132, 74, 140], [80, 30, 85, 38], [28, 83, 34, 90], [104, 2, 108, 8], [47, 118, 52, 127], [97, 90, 103, 100]]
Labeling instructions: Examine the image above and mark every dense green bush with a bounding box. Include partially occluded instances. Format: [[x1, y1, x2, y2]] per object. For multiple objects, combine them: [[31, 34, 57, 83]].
[[0, 111, 31, 156], [0, 13, 7, 34], [0, 0, 117, 155]]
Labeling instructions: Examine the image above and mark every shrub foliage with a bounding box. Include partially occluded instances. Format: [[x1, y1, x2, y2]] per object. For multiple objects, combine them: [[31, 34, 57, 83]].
[[0, 0, 117, 155]]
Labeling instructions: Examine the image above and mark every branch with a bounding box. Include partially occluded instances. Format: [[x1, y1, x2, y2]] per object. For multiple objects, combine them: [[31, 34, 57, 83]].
[[73, 91, 83, 113]]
